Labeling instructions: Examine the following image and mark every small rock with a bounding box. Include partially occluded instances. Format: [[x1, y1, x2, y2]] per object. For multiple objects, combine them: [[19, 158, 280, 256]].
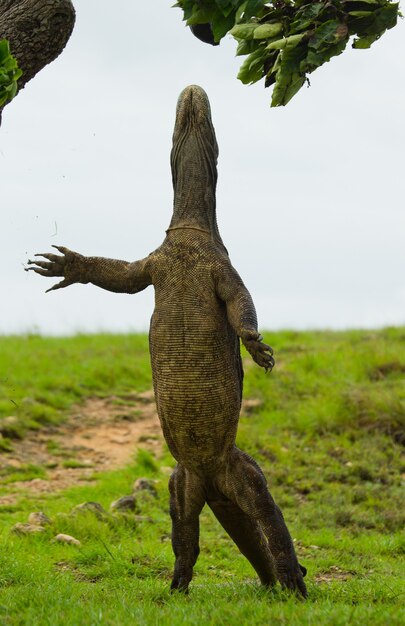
[[0, 416, 19, 427], [52, 533, 81, 546], [133, 477, 158, 497], [111, 495, 137, 512], [12, 522, 45, 535], [0, 416, 20, 436], [28, 512, 52, 526], [72, 501, 109, 520]]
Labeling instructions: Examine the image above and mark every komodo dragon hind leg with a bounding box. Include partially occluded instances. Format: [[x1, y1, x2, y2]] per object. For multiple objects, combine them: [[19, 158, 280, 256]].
[[169, 464, 206, 593], [216, 447, 307, 598], [207, 497, 277, 587]]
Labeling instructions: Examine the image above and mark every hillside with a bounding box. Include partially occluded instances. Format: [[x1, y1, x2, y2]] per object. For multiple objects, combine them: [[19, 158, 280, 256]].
[[0, 329, 404, 625]]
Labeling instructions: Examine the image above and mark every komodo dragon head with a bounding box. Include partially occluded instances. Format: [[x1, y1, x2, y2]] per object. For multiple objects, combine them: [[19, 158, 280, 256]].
[[169, 85, 226, 251]]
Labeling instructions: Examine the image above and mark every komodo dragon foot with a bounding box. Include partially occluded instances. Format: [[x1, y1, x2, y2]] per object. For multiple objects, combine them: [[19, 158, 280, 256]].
[[241, 331, 275, 372]]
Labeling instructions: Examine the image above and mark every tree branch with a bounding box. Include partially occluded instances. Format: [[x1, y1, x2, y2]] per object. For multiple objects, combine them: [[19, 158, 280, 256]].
[[0, 0, 75, 124]]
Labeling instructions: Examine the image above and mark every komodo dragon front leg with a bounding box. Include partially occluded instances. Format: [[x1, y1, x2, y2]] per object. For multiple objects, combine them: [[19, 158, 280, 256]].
[[214, 259, 307, 597], [214, 259, 275, 371], [26, 245, 152, 294]]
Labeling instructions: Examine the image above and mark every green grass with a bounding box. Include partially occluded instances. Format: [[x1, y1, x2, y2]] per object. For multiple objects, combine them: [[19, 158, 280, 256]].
[[0, 333, 151, 441], [0, 329, 404, 625]]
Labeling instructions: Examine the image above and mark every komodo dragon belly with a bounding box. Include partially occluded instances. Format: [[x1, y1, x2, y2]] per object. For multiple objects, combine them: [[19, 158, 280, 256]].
[[149, 295, 242, 474]]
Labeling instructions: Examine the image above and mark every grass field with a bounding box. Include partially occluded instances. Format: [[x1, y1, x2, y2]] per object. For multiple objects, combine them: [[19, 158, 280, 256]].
[[0, 329, 404, 625]]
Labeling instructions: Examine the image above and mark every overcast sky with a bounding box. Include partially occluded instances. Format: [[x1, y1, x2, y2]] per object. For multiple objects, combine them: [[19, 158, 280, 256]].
[[1, 1, 404, 335]]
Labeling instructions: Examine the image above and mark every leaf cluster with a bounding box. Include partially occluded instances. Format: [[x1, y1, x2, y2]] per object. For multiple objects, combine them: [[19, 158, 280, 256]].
[[174, 0, 400, 106], [0, 39, 22, 108]]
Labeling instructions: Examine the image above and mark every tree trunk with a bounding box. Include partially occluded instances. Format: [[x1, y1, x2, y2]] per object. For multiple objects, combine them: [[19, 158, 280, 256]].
[[0, 0, 75, 124]]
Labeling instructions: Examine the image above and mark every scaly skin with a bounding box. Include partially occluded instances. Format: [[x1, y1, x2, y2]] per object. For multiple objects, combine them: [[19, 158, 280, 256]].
[[27, 85, 307, 598]]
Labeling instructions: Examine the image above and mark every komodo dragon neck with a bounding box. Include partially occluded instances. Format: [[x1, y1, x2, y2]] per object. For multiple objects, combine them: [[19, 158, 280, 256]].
[[168, 85, 226, 250]]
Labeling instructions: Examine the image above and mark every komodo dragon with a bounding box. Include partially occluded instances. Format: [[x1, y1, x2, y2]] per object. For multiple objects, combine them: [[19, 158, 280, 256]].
[[27, 85, 307, 597]]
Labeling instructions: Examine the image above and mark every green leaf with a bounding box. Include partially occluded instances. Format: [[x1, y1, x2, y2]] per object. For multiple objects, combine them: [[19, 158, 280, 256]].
[[303, 38, 347, 72], [271, 45, 307, 106], [230, 22, 258, 39], [235, 1, 248, 23], [0, 39, 10, 63], [346, 0, 380, 4], [236, 38, 261, 56], [178, 0, 195, 21], [266, 33, 306, 50], [352, 33, 380, 48], [271, 71, 306, 106], [309, 20, 348, 50], [304, 49, 323, 69], [349, 10, 373, 16], [253, 22, 283, 39], [349, 3, 399, 36], [237, 44, 267, 84], [244, 0, 265, 20], [186, 7, 214, 25], [0, 39, 22, 107], [215, 0, 232, 9], [289, 2, 325, 32], [211, 8, 236, 41], [214, 0, 235, 18]]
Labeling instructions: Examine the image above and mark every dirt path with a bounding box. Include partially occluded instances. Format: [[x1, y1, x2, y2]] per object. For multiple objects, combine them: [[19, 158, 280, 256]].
[[0, 391, 261, 505], [0, 390, 164, 504]]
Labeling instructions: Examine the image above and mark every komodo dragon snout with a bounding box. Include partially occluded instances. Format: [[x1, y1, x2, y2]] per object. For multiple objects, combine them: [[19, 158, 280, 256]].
[[174, 84, 213, 128]]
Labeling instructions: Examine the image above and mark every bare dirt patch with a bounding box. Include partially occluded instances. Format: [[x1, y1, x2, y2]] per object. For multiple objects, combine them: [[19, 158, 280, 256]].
[[315, 566, 355, 583], [0, 390, 163, 503], [0, 392, 259, 505]]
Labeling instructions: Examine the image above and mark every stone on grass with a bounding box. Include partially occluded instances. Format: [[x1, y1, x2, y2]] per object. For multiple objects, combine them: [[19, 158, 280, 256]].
[[72, 501, 109, 520], [133, 477, 159, 497], [110, 495, 137, 512], [12, 522, 45, 535], [28, 511, 52, 526], [52, 533, 81, 546], [0, 416, 21, 437]]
